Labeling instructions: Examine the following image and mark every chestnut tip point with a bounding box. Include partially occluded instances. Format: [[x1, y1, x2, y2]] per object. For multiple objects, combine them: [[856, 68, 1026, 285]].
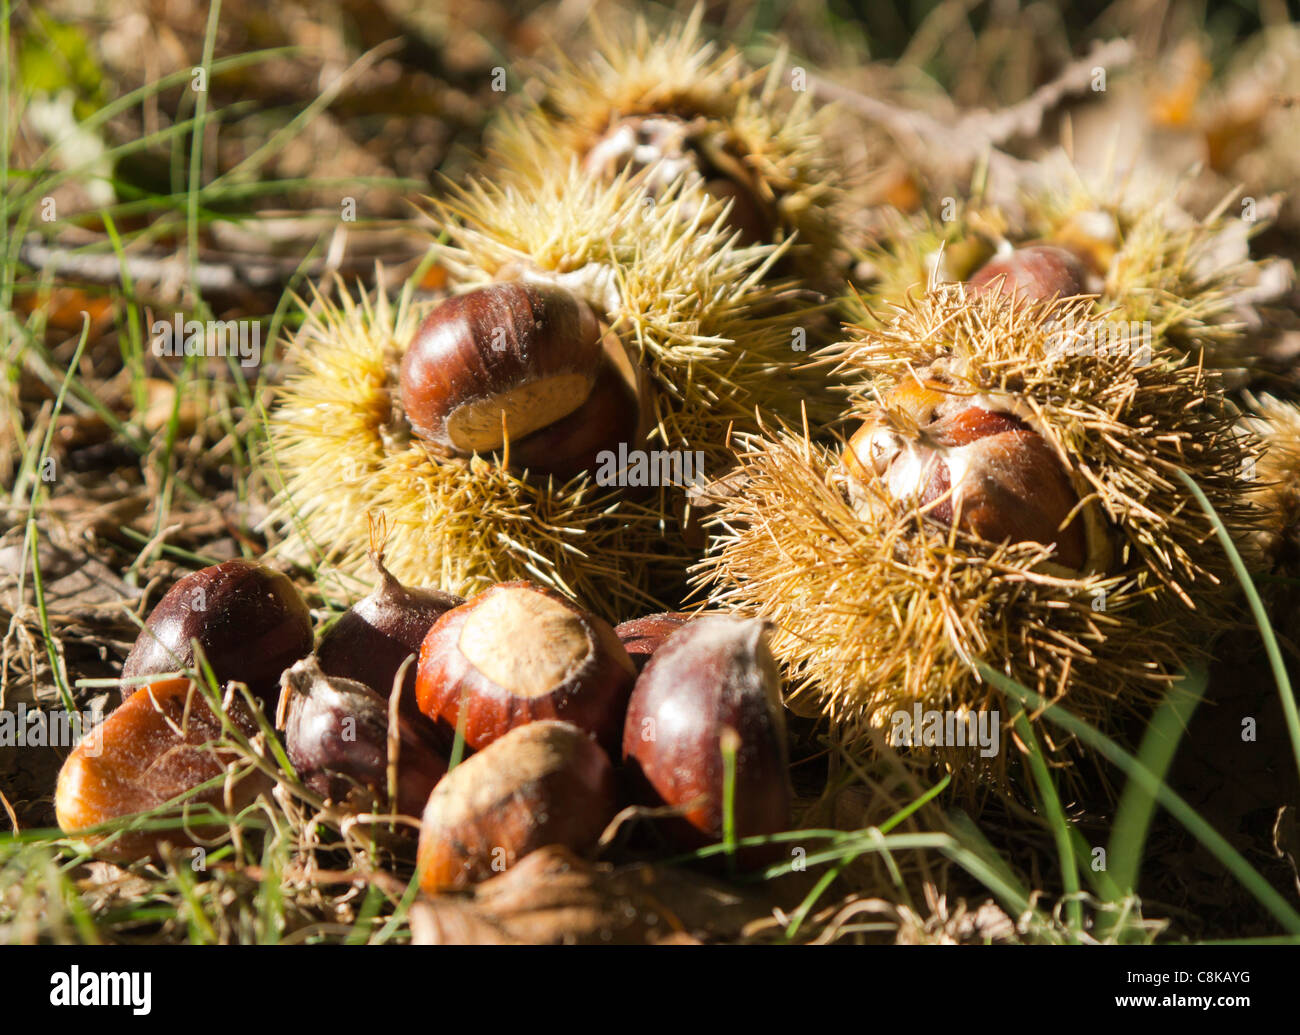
[[621, 615, 792, 866]]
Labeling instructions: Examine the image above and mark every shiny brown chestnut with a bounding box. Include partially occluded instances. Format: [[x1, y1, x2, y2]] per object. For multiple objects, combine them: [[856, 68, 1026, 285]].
[[281, 658, 447, 818], [613, 612, 694, 673], [399, 282, 606, 460], [417, 720, 617, 891], [121, 559, 313, 708], [316, 552, 462, 729], [966, 244, 1087, 302], [621, 616, 791, 867], [55, 677, 271, 858], [841, 379, 1090, 571], [416, 581, 636, 752]]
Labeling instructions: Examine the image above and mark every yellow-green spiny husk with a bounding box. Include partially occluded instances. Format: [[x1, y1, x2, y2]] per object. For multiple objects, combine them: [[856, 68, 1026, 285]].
[[1237, 393, 1300, 576], [487, 5, 848, 291], [852, 160, 1287, 372]]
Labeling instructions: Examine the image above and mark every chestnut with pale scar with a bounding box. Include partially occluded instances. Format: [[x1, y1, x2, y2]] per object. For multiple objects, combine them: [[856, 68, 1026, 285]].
[[56, 678, 271, 858], [400, 281, 604, 454], [415, 581, 636, 751]]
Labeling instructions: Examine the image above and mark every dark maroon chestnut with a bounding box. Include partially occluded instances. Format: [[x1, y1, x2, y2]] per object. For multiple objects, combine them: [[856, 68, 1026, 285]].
[[613, 612, 694, 673], [415, 581, 636, 752], [966, 244, 1086, 302], [281, 657, 448, 818], [417, 720, 616, 890], [121, 559, 313, 708], [622, 616, 791, 867], [316, 552, 462, 727], [399, 282, 607, 460]]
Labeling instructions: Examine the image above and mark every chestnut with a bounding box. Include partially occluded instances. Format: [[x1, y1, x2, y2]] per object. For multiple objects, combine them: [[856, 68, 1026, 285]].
[[55, 677, 271, 857], [281, 658, 447, 818], [581, 114, 773, 245], [613, 611, 694, 673], [505, 357, 641, 481], [842, 379, 1096, 571], [417, 720, 616, 891], [966, 244, 1086, 302], [121, 559, 313, 709], [622, 616, 791, 866], [316, 552, 462, 729], [415, 581, 636, 752], [399, 283, 606, 461]]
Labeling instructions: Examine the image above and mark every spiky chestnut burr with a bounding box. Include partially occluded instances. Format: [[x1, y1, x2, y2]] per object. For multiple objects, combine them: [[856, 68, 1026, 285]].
[[417, 720, 616, 891], [487, 6, 847, 288], [415, 581, 636, 752], [121, 559, 312, 709], [614, 611, 694, 673], [697, 289, 1259, 782], [851, 168, 1290, 371], [1237, 394, 1300, 575], [267, 159, 834, 618], [622, 617, 791, 866], [55, 678, 271, 858], [281, 658, 447, 818]]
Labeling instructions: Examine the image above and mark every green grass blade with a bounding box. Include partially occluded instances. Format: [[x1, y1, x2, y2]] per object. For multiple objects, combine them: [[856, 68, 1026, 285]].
[[1176, 468, 1300, 780], [1010, 705, 1082, 931], [1109, 663, 1208, 897], [978, 662, 1300, 934]]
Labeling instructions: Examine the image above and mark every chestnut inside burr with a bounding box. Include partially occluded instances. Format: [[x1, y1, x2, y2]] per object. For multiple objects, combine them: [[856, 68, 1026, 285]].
[[399, 282, 605, 456], [967, 244, 1087, 303], [582, 114, 773, 246], [844, 380, 1091, 570]]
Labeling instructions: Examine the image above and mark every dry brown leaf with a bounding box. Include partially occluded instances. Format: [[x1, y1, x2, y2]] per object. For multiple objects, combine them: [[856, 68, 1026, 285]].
[[410, 845, 778, 945]]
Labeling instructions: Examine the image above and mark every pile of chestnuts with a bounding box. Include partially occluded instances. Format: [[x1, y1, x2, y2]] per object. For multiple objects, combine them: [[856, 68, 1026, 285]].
[[57, 557, 794, 888]]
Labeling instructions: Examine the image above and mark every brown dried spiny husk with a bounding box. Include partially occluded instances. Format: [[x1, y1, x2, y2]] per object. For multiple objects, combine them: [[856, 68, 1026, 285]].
[[1017, 162, 1290, 366], [1237, 393, 1300, 575], [696, 288, 1260, 783], [265, 165, 834, 620], [488, 5, 847, 290]]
